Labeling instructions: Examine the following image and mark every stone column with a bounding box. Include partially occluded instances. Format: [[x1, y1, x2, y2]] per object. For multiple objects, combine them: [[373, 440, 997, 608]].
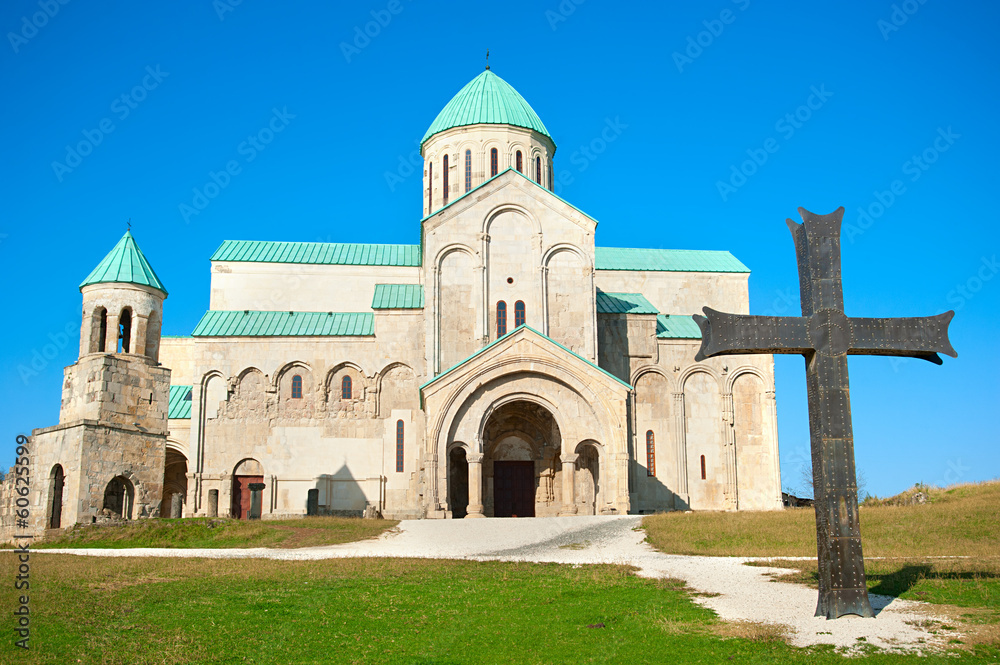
[[105, 312, 120, 353], [170, 493, 182, 518], [207, 489, 219, 517], [722, 391, 738, 510], [559, 454, 578, 516], [672, 392, 689, 507], [466, 453, 485, 518], [614, 451, 631, 514], [766, 388, 782, 508]]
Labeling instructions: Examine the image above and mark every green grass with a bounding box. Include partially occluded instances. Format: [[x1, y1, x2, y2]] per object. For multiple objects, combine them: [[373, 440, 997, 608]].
[[31, 516, 398, 549], [1, 555, 997, 664], [641, 480, 1000, 559]]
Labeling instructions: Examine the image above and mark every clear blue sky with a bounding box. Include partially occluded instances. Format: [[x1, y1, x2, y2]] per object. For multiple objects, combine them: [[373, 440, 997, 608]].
[[1, 1, 997, 498]]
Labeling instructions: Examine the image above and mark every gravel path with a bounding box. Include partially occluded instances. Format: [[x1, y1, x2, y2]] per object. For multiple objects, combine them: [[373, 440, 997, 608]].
[[39, 516, 953, 652]]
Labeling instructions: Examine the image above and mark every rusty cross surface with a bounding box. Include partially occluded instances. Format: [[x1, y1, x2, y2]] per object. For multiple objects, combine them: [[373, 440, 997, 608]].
[[693, 206, 957, 620]]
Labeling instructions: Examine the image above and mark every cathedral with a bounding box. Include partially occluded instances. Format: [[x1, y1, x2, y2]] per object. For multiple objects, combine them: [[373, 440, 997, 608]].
[[12, 68, 782, 534]]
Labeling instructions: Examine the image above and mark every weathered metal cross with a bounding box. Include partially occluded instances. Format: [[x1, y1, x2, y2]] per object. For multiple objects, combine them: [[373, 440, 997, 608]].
[[693, 206, 957, 620]]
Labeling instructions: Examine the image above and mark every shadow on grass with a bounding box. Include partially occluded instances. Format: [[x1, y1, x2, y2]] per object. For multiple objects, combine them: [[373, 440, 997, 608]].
[[869, 565, 933, 597]]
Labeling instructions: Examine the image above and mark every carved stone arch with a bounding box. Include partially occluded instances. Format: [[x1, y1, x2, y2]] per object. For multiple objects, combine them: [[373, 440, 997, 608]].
[[434, 361, 622, 465], [508, 142, 526, 172], [435, 242, 477, 268], [325, 361, 367, 391], [200, 369, 228, 420], [165, 439, 188, 457], [679, 366, 723, 392], [272, 360, 313, 391], [483, 139, 503, 175], [375, 361, 418, 415], [474, 391, 566, 456], [542, 243, 592, 270], [630, 364, 677, 393], [725, 366, 769, 393], [236, 366, 267, 385], [483, 203, 541, 237]]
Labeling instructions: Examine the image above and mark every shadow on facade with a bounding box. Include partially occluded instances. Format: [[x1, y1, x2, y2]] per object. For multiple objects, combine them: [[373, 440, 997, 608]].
[[307, 465, 376, 517]]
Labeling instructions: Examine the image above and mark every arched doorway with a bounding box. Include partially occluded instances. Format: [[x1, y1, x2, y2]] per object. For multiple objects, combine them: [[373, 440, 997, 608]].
[[575, 443, 601, 515], [232, 458, 264, 519], [48, 465, 64, 529], [161, 448, 188, 518], [481, 400, 561, 518], [103, 476, 134, 519], [448, 448, 469, 518]]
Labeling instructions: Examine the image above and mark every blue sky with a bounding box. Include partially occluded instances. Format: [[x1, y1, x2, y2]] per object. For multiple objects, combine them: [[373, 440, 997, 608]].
[[1, 0, 997, 498]]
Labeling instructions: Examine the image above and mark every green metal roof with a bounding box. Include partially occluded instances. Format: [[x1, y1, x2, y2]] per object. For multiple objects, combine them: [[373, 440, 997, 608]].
[[168, 385, 193, 419], [595, 290, 659, 315], [372, 284, 424, 309], [80, 231, 167, 294], [656, 314, 703, 339], [192, 311, 374, 337], [211, 240, 421, 267], [421, 70, 553, 149], [595, 247, 749, 273], [420, 325, 631, 392]]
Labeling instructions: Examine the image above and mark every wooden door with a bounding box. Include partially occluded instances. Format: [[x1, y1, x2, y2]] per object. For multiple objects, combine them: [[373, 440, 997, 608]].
[[494, 462, 535, 517], [232, 475, 263, 519], [49, 468, 64, 529]]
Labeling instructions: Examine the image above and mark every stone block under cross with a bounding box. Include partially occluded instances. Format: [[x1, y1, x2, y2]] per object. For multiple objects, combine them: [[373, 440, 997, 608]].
[[693, 206, 956, 620]]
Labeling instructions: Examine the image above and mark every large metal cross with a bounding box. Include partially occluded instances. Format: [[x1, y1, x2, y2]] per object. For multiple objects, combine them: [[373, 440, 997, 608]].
[[693, 206, 956, 620]]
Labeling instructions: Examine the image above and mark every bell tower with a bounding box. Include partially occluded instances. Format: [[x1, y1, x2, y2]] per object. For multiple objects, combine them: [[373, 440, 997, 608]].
[[22, 230, 172, 534]]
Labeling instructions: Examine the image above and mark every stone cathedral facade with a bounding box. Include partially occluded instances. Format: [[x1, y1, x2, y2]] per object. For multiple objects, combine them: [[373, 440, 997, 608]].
[[10, 69, 781, 536]]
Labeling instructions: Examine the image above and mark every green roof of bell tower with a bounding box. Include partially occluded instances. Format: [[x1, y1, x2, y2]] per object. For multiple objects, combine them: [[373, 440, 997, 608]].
[[421, 69, 553, 150], [79, 230, 168, 295]]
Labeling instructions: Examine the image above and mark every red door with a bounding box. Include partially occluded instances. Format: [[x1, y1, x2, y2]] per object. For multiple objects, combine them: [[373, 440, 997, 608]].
[[232, 475, 263, 519], [494, 462, 535, 517]]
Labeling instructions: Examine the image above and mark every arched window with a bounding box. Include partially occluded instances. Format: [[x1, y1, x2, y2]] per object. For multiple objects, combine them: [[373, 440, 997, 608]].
[[341, 375, 352, 400], [94, 307, 107, 353], [396, 420, 405, 473], [118, 308, 132, 353], [291, 375, 302, 399], [535, 156, 541, 184], [700, 455, 707, 480], [646, 430, 656, 477], [496, 301, 507, 337], [427, 161, 433, 214], [490, 148, 498, 177], [548, 159, 553, 190], [514, 300, 525, 327], [464, 149, 472, 192], [515, 150, 522, 173], [442, 154, 449, 205]]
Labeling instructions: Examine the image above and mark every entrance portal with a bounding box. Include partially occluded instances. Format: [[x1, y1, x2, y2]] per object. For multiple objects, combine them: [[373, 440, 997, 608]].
[[481, 400, 561, 518], [103, 476, 134, 519], [494, 461, 535, 517], [48, 465, 64, 529], [232, 458, 264, 520]]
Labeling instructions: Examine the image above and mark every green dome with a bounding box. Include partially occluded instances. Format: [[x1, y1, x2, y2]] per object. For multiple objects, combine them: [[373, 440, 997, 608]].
[[80, 230, 167, 295], [421, 70, 553, 149]]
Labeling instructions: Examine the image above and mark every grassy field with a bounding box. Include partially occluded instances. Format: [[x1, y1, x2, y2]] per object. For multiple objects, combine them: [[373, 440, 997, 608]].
[[642, 481, 1000, 650], [642, 480, 1000, 558], [30, 516, 399, 549], [1, 554, 998, 664]]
